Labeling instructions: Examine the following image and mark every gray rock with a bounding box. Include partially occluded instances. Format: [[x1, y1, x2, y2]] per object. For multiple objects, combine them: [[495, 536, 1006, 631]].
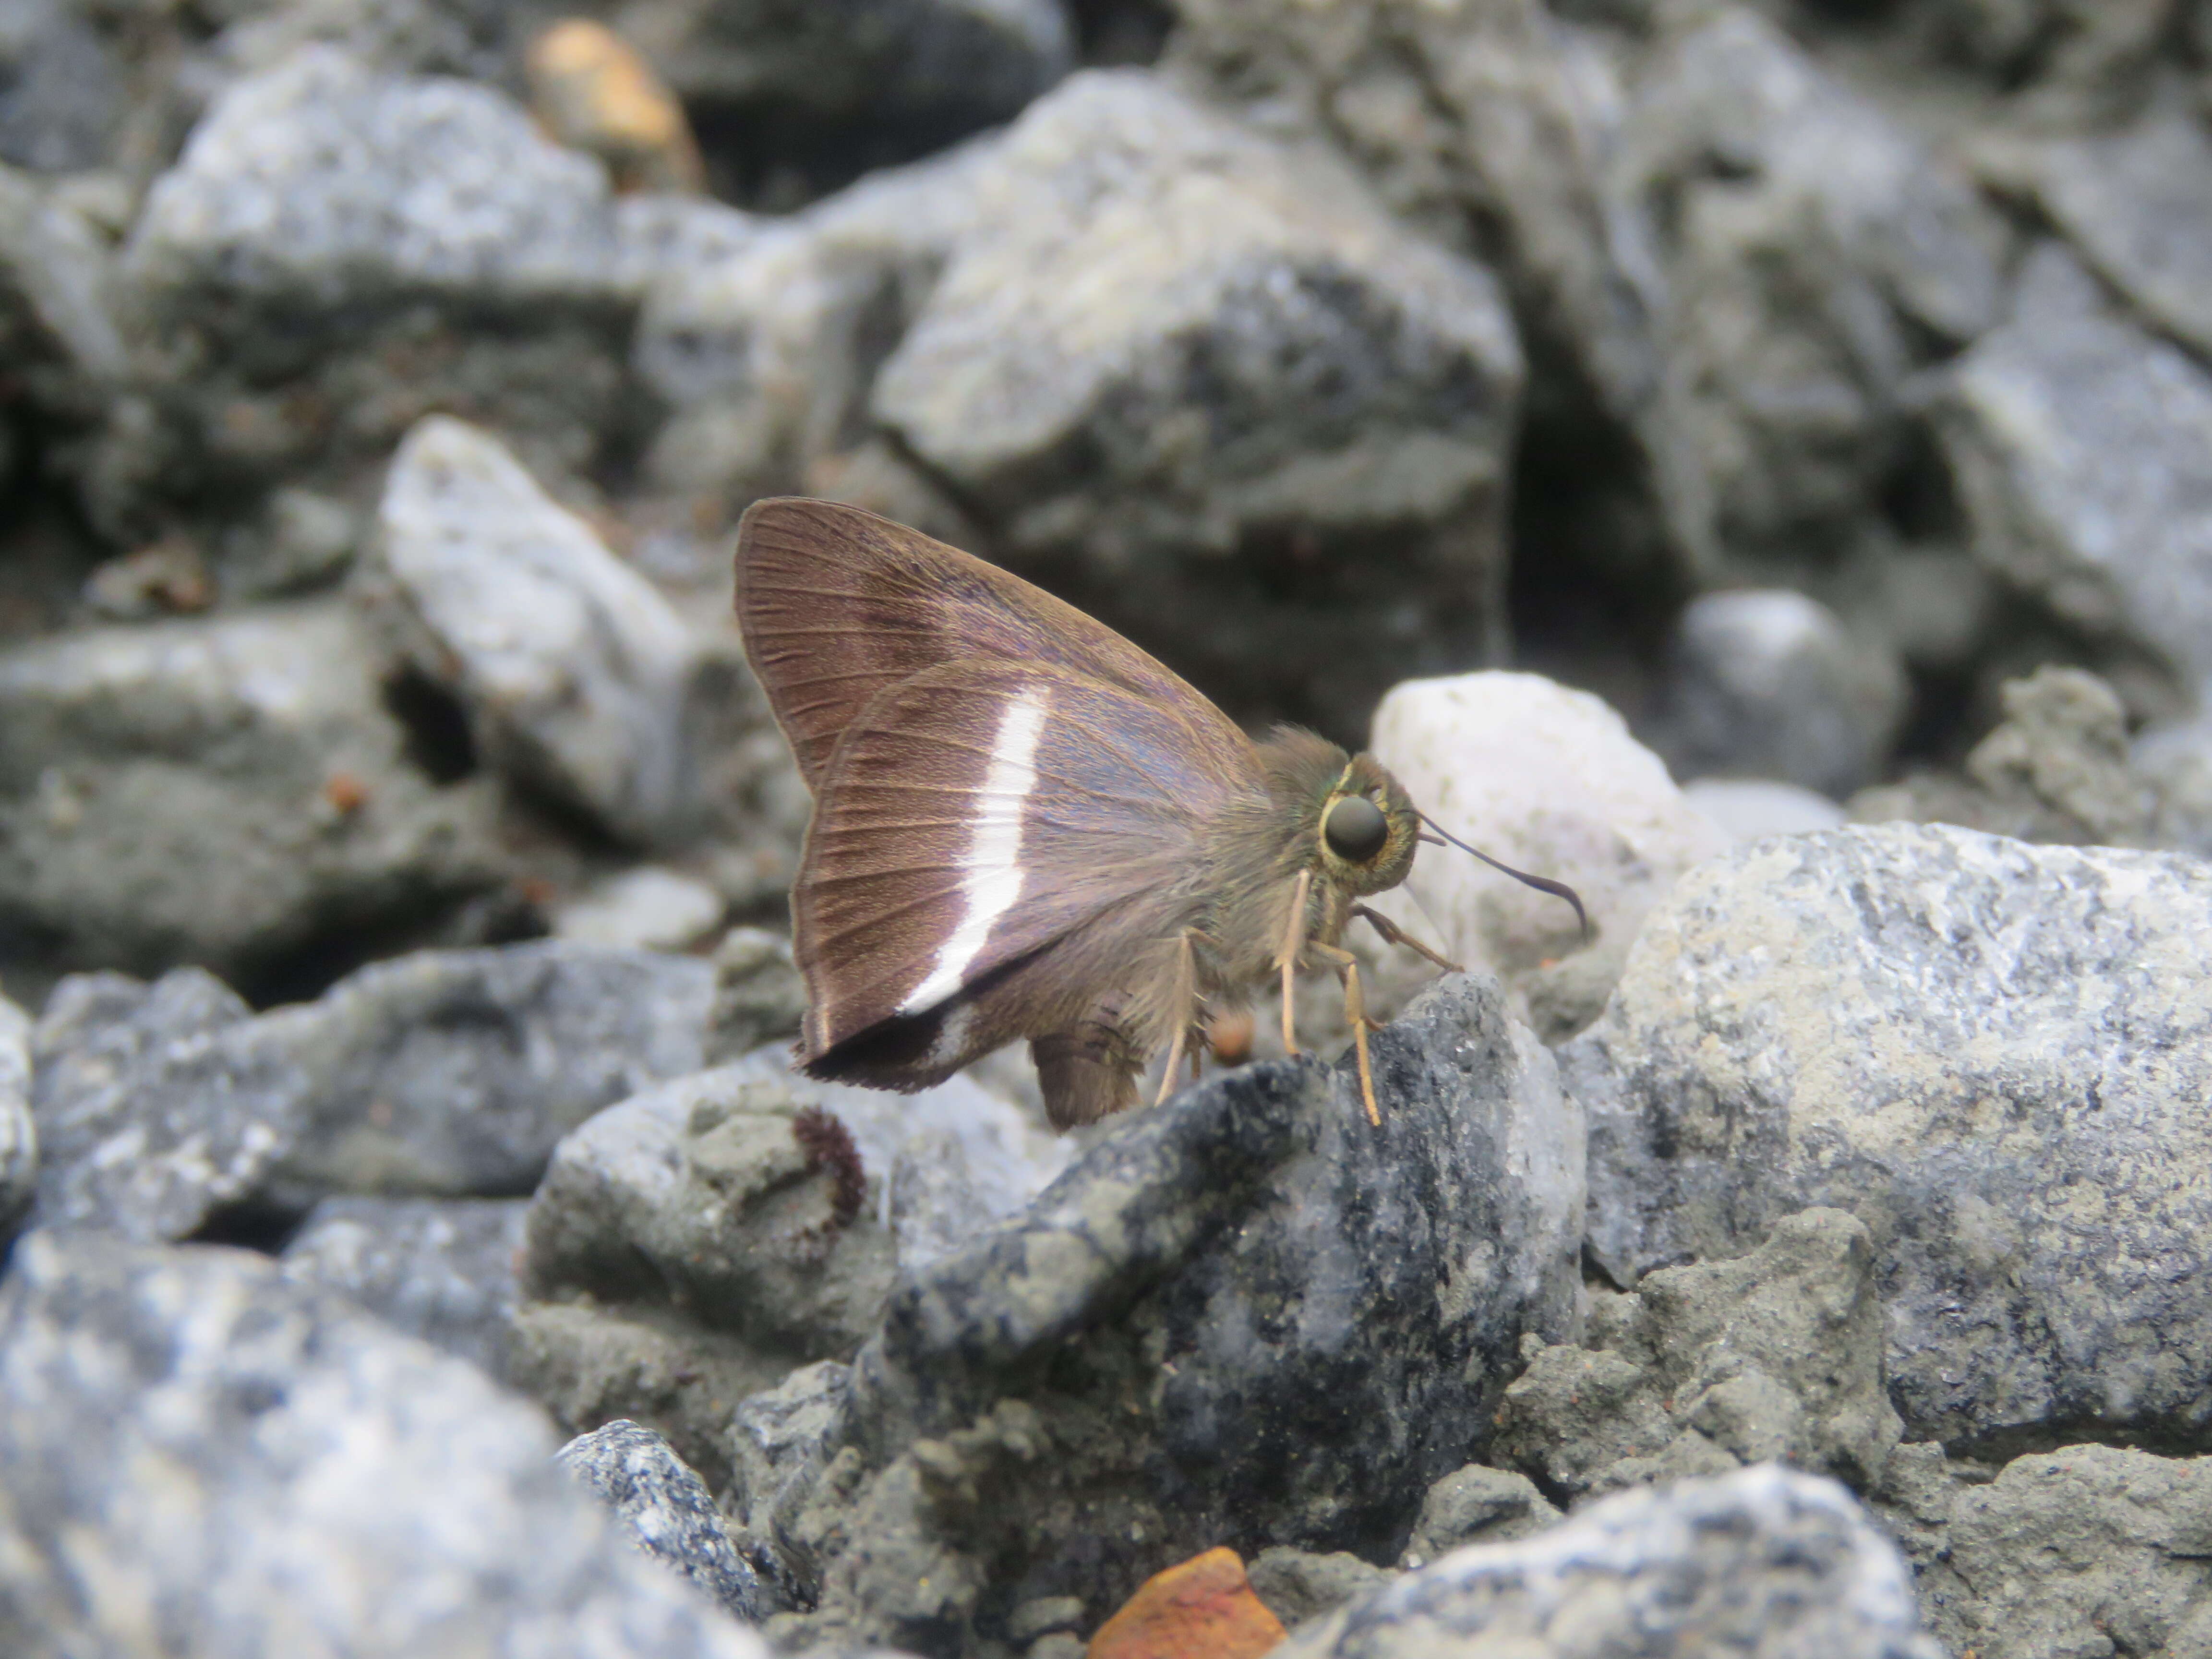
[[0, 989, 33, 1239], [726, 1358, 852, 1572], [2032, 108, 2212, 363], [1248, 1549, 1394, 1632], [256, 941, 716, 1206], [1397, 1466, 1560, 1570], [279, 1194, 529, 1377], [1923, 1444, 2212, 1658], [598, 0, 1069, 146], [101, 47, 631, 533], [1575, 822, 2212, 1447], [1915, 0, 2172, 120], [0, 600, 507, 981], [552, 866, 726, 951], [1935, 247, 2212, 713], [1850, 665, 2156, 847], [0, 1230, 769, 1659], [30, 966, 296, 1241], [769, 974, 1580, 1654], [703, 927, 806, 1065], [1614, 11, 2005, 578], [1658, 590, 1907, 799], [1272, 1464, 1939, 1659], [367, 415, 774, 849], [128, 46, 614, 329], [0, 157, 125, 403], [0, 0, 123, 173], [204, 0, 519, 86], [870, 68, 1525, 726], [30, 943, 714, 1240], [557, 1419, 766, 1623], [1494, 1209, 1902, 1502]]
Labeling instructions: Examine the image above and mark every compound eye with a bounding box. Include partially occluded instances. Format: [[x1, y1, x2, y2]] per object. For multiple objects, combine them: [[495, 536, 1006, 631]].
[[1323, 794, 1389, 863]]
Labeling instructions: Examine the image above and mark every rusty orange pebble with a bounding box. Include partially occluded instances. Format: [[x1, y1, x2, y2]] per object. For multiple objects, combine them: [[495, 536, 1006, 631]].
[[1085, 1548, 1285, 1659]]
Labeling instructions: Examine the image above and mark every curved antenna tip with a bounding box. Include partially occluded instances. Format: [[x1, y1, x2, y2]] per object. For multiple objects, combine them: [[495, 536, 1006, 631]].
[[1418, 812, 1591, 944]]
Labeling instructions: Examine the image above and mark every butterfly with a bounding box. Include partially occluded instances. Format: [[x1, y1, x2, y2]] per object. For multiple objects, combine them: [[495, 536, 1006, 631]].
[[733, 498, 1585, 1130]]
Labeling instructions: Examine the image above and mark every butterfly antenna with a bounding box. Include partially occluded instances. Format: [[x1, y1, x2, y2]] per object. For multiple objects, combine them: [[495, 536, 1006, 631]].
[[1418, 813, 1591, 944]]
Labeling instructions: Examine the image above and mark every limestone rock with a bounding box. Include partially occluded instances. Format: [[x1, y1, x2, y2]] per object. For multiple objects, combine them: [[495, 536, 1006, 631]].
[[871, 68, 1524, 729], [1493, 1209, 1903, 1501], [1272, 1464, 1939, 1659], [1575, 821, 2212, 1447], [557, 1419, 766, 1623], [1397, 1465, 1560, 1570], [368, 415, 775, 850], [0, 1230, 770, 1659], [279, 1194, 530, 1378], [0, 601, 507, 983], [1934, 244, 2212, 715], [770, 975, 1580, 1655], [1681, 778, 1848, 842], [1368, 671, 1729, 1043]]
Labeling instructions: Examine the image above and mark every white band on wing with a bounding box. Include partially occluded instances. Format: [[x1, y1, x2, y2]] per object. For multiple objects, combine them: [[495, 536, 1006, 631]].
[[899, 686, 1049, 1017]]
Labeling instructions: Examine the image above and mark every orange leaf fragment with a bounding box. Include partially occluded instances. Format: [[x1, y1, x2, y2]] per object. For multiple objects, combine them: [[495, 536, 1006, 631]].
[[1086, 1547, 1286, 1659]]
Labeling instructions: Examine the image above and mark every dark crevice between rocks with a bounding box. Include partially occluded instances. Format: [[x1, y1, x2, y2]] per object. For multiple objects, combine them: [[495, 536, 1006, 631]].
[[1940, 1414, 2212, 1468], [1071, 0, 1173, 67], [232, 884, 547, 1010], [689, 101, 1015, 216], [186, 1197, 311, 1256], [381, 665, 478, 783]]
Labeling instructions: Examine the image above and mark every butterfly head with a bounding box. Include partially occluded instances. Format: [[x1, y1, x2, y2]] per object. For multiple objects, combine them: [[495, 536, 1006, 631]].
[[1316, 753, 1420, 896]]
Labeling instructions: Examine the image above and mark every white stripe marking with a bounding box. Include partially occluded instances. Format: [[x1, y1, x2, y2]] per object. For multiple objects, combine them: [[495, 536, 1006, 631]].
[[900, 688, 1049, 1016]]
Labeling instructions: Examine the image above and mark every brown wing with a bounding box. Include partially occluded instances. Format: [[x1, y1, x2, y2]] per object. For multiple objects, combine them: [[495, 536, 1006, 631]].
[[793, 659, 1262, 1087], [735, 497, 1243, 789]]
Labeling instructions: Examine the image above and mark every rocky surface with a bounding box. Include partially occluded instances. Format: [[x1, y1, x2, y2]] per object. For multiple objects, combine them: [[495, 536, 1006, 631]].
[[1273, 1464, 1941, 1659], [0, 990, 32, 1240], [1575, 821, 2212, 1450], [557, 1418, 767, 1623], [766, 974, 1580, 1655], [279, 1194, 529, 1377], [30, 942, 714, 1240], [0, 1230, 769, 1658]]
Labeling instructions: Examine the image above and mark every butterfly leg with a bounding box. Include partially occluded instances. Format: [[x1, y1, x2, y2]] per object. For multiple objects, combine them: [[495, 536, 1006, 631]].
[[1153, 929, 1204, 1108], [1309, 941, 1381, 1127], [1351, 903, 1464, 974], [1274, 868, 1313, 1056]]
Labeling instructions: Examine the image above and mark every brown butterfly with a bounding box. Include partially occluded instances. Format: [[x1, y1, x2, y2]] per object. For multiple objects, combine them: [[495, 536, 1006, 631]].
[[733, 499, 1584, 1131]]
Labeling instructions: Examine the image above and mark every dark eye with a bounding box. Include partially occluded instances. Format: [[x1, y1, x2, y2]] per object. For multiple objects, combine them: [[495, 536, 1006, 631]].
[[1323, 795, 1389, 863]]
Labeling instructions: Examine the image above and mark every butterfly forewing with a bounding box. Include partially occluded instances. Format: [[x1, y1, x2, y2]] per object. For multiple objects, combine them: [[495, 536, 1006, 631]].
[[736, 498, 1238, 787], [794, 660, 1261, 1081]]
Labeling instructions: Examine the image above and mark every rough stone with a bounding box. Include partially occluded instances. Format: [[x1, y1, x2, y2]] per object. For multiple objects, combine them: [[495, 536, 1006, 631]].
[[0, 0, 125, 173], [1924, 1444, 2212, 1659], [0, 1230, 769, 1659], [368, 415, 782, 850], [1494, 1209, 1903, 1502], [1397, 1466, 1560, 1570], [1248, 1549, 1394, 1631], [1573, 821, 2212, 1448], [0, 988, 33, 1239], [30, 943, 714, 1240], [1367, 670, 1729, 1043], [1851, 665, 2156, 847], [103, 48, 632, 533], [1657, 589, 1907, 799], [1934, 242, 2212, 715], [0, 157, 125, 414], [770, 974, 1580, 1656], [2032, 108, 2212, 363], [0, 600, 507, 982], [703, 927, 807, 1065], [557, 1418, 766, 1623], [1271, 1464, 1940, 1659], [870, 68, 1525, 730], [278, 1194, 529, 1378]]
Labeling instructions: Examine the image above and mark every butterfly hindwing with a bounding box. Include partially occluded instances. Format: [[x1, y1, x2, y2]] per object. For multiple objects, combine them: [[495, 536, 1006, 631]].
[[735, 498, 1245, 788], [793, 659, 1264, 1084]]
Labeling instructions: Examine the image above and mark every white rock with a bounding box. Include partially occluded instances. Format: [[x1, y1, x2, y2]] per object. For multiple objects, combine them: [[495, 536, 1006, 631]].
[[553, 867, 726, 952], [371, 415, 706, 846], [1368, 671, 1729, 1040], [1682, 777, 1848, 842]]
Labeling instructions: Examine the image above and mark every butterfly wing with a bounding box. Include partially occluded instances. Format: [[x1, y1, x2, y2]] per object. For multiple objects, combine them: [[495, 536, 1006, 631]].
[[736, 497, 1235, 788], [793, 658, 1262, 1089]]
